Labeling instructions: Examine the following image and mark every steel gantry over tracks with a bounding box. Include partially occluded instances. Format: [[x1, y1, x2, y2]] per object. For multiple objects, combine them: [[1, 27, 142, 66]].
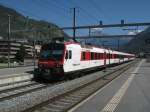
[[61, 22, 150, 30], [61, 22, 150, 40]]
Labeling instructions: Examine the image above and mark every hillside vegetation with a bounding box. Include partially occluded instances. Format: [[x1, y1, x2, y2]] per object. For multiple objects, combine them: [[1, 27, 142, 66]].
[[0, 5, 67, 43]]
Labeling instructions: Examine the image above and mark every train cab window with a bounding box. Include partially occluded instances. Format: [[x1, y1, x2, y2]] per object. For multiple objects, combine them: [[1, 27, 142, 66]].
[[65, 50, 72, 59], [40, 43, 64, 60], [69, 50, 72, 59]]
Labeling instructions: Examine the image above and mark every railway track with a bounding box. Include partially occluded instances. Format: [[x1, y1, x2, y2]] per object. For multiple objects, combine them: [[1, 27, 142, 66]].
[[0, 66, 108, 102], [23, 61, 137, 112], [0, 80, 37, 92], [0, 77, 67, 103], [0, 81, 46, 101]]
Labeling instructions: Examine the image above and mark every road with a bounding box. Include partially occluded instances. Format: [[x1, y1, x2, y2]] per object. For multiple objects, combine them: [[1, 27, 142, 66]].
[[69, 59, 150, 112]]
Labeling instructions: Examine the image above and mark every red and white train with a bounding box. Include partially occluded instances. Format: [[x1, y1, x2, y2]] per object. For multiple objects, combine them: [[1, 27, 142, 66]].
[[34, 41, 135, 80]]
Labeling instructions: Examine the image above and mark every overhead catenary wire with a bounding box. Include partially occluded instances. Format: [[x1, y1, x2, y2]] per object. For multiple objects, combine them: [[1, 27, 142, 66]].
[[50, 0, 98, 26], [35, 0, 71, 27], [0, 0, 117, 37], [1, 1, 72, 27], [79, 0, 111, 23], [68, 0, 100, 23], [89, 0, 112, 21], [41, 0, 99, 30], [79, 7, 99, 23]]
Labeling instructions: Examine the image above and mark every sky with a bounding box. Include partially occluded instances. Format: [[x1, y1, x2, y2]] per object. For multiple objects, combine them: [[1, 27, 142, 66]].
[[0, 0, 150, 37]]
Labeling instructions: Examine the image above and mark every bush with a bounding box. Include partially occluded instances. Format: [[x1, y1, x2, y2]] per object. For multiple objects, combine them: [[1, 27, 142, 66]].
[[15, 45, 27, 62]]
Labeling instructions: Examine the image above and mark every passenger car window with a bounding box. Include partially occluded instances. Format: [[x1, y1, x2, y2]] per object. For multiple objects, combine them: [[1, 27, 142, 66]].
[[82, 52, 86, 60], [91, 52, 94, 60]]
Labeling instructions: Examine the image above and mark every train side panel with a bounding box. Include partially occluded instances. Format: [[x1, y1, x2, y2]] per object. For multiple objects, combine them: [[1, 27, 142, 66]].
[[63, 44, 81, 73]]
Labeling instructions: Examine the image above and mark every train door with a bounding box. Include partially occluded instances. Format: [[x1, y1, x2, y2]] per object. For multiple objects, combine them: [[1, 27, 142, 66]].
[[64, 49, 73, 72], [72, 47, 81, 70]]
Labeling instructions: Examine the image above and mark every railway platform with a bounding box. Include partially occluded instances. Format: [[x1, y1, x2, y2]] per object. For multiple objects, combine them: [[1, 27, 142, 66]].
[[0, 66, 34, 86], [69, 59, 150, 112], [0, 66, 34, 76]]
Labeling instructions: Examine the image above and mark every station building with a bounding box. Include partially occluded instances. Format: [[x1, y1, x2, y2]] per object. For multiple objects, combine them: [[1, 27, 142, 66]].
[[0, 40, 34, 59]]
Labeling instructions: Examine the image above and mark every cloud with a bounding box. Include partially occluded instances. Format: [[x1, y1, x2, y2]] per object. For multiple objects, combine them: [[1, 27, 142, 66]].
[[128, 31, 136, 35], [91, 28, 103, 31], [137, 30, 142, 33], [128, 30, 143, 35]]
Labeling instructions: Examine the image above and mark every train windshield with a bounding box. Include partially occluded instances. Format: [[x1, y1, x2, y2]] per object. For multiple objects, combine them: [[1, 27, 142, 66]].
[[39, 43, 64, 60]]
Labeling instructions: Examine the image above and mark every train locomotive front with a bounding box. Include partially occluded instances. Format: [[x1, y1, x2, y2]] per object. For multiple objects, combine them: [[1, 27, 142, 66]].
[[34, 43, 65, 80]]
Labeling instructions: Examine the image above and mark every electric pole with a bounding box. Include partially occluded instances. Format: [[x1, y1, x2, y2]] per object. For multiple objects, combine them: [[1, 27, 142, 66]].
[[33, 31, 36, 69], [8, 15, 11, 67], [73, 8, 76, 41]]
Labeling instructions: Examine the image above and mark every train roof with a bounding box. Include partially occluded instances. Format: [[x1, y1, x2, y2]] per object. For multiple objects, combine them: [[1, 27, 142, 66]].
[[42, 42, 135, 56]]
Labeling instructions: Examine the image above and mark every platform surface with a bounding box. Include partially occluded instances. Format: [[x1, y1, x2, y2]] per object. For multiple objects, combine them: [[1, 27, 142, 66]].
[[69, 59, 150, 112], [0, 66, 34, 76]]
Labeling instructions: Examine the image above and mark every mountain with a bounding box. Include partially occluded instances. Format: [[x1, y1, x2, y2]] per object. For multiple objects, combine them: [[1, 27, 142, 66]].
[[0, 5, 68, 43], [121, 27, 150, 54], [80, 27, 150, 53]]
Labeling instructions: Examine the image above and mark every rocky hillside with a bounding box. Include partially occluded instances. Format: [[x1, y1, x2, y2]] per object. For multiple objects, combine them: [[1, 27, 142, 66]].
[[121, 27, 150, 54]]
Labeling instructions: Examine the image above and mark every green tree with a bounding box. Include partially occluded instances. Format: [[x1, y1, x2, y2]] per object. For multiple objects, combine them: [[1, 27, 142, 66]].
[[0, 56, 7, 63], [15, 45, 26, 62]]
